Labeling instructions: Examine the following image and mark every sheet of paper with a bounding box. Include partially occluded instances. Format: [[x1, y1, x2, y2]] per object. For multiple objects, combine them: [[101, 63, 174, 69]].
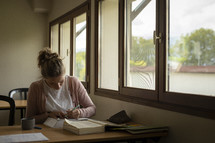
[[43, 117, 58, 128], [0, 133, 48, 143]]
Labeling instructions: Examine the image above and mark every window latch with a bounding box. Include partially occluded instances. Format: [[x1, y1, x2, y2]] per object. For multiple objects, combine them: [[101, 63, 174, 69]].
[[153, 31, 162, 45], [67, 49, 70, 56]]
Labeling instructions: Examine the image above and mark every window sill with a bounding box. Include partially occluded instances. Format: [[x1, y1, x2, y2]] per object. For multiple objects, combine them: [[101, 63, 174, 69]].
[[94, 90, 215, 120]]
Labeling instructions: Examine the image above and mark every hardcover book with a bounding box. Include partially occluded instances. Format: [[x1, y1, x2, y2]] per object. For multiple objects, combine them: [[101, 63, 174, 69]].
[[63, 119, 106, 135]]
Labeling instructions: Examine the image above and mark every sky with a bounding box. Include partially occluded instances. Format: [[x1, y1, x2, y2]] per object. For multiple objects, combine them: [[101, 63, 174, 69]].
[[76, 0, 215, 51], [131, 0, 155, 39], [76, 21, 86, 53], [170, 0, 215, 38], [132, 0, 215, 42]]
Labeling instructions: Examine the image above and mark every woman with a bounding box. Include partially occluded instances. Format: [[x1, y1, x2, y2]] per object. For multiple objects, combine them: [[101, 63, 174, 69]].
[[26, 48, 96, 124]]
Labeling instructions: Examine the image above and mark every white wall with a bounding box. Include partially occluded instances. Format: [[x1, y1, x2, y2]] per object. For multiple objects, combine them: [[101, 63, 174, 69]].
[[0, 0, 48, 125], [169, 73, 215, 96], [48, 0, 86, 22]]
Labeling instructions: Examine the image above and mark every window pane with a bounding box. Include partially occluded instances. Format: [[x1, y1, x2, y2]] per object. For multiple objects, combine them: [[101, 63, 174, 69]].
[[98, 0, 119, 90], [51, 24, 59, 53], [167, 0, 215, 96], [124, 0, 156, 90], [60, 21, 70, 76], [73, 13, 86, 81]]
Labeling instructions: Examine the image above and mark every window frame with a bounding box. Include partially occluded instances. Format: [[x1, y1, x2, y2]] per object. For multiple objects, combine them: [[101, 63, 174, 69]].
[[95, 0, 215, 119], [49, 1, 91, 92]]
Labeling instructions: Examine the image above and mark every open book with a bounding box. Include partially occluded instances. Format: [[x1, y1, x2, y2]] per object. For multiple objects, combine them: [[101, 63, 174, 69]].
[[63, 119, 107, 135], [43, 117, 88, 128]]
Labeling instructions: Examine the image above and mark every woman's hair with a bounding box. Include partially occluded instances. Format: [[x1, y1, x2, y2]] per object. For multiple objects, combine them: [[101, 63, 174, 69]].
[[37, 48, 65, 78]]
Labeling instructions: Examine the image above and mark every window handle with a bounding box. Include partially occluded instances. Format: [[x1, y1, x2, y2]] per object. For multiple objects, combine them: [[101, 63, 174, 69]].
[[153, 31, 162, 45], [67, 49, 70, 56]]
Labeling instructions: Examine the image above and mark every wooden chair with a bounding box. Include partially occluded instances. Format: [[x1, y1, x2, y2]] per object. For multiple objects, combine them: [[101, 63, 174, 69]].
[[0, 95, 15, 126], [8, 88, 28, 119]]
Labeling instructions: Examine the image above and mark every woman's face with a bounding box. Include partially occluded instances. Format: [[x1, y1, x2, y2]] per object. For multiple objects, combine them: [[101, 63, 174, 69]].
[[45, 75, 65, 90]]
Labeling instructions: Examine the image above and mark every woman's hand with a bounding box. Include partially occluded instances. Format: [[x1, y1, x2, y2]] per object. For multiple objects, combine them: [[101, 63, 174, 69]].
[[47, 111, 66, 119], [66, 109, 80, 119]]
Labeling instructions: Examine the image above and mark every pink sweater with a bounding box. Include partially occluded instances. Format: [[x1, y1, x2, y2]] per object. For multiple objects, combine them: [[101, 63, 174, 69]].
[[26, 76, 96, 124]]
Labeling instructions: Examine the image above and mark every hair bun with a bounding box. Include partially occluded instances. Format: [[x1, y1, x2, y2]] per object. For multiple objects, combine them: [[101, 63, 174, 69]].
[[45, 53, 58, 60], [37, 48, 65, 78], [38, 48, 59, 68]]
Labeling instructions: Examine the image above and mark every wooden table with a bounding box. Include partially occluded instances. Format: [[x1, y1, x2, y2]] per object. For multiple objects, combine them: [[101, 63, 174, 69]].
[[0, 100, 27, 110], [0, 125, 168, 142]]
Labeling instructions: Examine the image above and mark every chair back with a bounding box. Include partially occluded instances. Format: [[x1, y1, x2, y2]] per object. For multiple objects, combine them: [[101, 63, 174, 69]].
[[0, 95, 15, 126], [9, 88, 28, 100]]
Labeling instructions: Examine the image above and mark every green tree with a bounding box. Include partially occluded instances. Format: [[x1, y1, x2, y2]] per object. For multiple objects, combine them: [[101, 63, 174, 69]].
[[170, 28, 215, 66], [130, 37, 155, 66], [75, 51, 86, 81]]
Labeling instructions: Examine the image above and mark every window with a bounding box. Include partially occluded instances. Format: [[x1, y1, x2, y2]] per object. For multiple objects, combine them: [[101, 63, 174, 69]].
[[73, 13, 87, 82], [50, 24, 59, 53], [60, 21, 70, 75], [98, 0, 119, 91], [124, 0, 156, 90], [167, 0, 215, 96], [121, 0, 157, 100], [50, 1, 90, 92], [95, 0, 215, 119]]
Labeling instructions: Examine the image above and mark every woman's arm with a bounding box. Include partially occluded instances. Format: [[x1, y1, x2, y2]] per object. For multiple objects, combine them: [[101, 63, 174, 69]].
[[69, 77, 96, 118], [78, 89, 96, 118], [25, 82, 48, 124]]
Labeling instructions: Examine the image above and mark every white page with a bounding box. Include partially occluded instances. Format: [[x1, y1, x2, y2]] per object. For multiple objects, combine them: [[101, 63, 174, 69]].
[[65, 119, 103, 128], [44, 117, 89, 128], [0, 133, 48, 143]]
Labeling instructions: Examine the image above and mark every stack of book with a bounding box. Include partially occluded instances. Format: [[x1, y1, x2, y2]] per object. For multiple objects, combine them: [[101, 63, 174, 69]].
[[44, 117, 168, 135], [105, 123, 169, 134], [63, 118, 168, 135]]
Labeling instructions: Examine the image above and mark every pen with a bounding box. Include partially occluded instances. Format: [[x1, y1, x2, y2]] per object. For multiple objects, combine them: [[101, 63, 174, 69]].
[[71, 104, 80, 111], [65, 104, 80, 118], [34, 126, 42, 130]]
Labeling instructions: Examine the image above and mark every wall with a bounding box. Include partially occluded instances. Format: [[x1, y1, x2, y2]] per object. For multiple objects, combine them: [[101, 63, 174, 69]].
[[48, 0, 86, 22], [48, 1, 215, 143], [169, 72, 215, 95], [0, 0, 48, 125]]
